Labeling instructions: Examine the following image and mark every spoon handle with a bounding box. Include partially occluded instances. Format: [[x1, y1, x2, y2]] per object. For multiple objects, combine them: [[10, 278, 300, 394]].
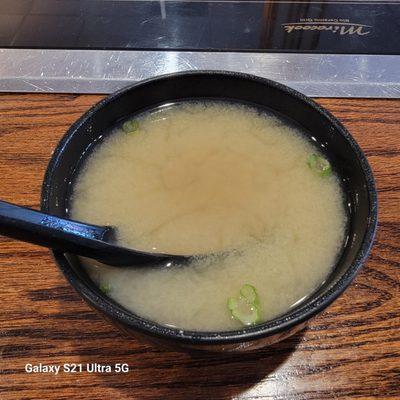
[[0, 200, 183, 266], [0, 199, 111, 253]]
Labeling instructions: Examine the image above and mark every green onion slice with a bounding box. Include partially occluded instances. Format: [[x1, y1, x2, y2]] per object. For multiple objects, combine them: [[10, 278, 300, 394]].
[[307, 154, 332, 177], [227, 284, 261, 326], [99, 283, 111, 294], [122, 120, 139, 134]]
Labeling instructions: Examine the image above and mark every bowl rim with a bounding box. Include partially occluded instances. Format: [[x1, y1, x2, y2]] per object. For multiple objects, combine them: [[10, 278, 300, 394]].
[[41, 70, 378, 345]]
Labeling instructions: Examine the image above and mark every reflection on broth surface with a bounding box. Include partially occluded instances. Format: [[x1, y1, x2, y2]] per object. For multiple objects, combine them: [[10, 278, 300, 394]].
[[71, 102, 346, 331]]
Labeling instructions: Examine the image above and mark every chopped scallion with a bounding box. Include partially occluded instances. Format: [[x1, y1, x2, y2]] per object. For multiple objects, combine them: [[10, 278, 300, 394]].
[[307, 154, 332, 177], [99, 283, 111, 294], [122, 120, 139, 134], [227, 284, 261, 326]]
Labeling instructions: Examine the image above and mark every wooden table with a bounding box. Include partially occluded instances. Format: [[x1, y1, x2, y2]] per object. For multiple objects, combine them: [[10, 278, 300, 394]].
[[0, 94, 399, 399]]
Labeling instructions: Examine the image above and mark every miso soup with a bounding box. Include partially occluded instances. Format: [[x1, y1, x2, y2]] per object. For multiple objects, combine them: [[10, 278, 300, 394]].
[[71, 102, 346, 331]]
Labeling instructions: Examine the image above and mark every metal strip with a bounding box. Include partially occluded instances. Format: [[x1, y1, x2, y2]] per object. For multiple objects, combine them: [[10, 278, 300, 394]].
[[0, 49, 399, 97], [95, 1, 400, 3]]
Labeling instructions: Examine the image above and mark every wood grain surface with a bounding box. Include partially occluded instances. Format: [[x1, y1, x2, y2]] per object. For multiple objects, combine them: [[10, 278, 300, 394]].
[[0, 94, 399, 399]]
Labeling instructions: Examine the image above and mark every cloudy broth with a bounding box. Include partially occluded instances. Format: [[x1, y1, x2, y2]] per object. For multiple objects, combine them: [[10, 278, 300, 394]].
[[71, 102, 346, 331]]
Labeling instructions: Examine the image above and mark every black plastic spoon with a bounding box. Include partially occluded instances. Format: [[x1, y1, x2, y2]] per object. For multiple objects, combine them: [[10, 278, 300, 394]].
[[0, 200, 190, 266]]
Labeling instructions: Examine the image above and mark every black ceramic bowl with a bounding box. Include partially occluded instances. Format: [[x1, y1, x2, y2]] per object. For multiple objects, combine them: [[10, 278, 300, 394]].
[[41, 71, 377, 352]]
